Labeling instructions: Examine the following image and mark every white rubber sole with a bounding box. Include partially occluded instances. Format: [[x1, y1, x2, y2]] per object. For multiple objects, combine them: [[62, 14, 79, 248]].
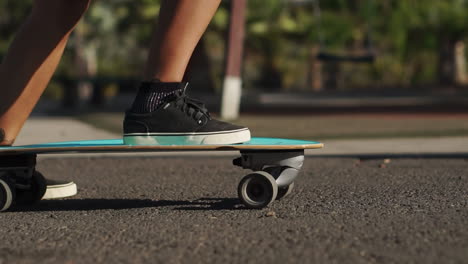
[[42, 182, 78, 200], [123, 128, 251, 145]]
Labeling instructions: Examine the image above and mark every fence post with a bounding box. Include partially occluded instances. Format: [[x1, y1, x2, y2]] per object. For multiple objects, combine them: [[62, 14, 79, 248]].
[[221, 0, 246, 120]]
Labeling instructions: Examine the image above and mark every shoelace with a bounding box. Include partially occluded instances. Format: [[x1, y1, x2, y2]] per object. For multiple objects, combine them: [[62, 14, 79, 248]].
[[170, 92, 211, 123]]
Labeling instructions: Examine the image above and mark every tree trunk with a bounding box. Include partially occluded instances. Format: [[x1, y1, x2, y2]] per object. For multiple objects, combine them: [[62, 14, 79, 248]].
[[64, 23, 97, 108], [308, 45, 323, 91], [455, 40, 467, 86], [438, 35, 457, 86], [183, 37, 215, 92]]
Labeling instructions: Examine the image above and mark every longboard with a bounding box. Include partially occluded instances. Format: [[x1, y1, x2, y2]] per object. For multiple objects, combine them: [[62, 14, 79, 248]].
[[0, 137, 323, 211], [0, 137, 323, 155]]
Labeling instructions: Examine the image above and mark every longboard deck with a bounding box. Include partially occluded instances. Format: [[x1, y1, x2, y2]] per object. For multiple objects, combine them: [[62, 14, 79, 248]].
[[0, 137, 323, 155]]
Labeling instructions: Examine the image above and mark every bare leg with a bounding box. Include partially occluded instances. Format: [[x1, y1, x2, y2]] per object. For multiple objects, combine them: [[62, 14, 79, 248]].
[[0, 0, 91, 145], [143, 0, 221, 82], [125, 0, 250, 145]]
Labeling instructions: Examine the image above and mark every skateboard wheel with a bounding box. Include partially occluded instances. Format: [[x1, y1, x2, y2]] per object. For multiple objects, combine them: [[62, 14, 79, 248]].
[[276, 182, 294, 200], [238, 171, 278, 209], [16, 171, 47, 205], [0, 174, 15, 212]]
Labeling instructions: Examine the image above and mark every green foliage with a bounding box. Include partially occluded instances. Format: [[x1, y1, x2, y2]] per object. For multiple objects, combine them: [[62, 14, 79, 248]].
[[1, 0, 468, 92], [0, 0, 32, 54], [74, 0, 162, 76]]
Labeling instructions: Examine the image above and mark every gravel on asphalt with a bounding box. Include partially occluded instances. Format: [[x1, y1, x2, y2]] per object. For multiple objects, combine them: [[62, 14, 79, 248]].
[[0, 157, 467, 263]]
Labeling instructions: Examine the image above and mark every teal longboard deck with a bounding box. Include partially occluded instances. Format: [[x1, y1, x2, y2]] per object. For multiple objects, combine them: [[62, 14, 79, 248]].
[[0, 138, 322, 211], [0, 137, 323, 155]]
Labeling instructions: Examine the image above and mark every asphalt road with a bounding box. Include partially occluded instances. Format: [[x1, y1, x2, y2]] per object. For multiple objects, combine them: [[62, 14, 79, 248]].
[[1, 156, 467, 263]]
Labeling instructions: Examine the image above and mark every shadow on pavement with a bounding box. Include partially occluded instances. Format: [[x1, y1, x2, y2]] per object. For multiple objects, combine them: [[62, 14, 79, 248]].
[[11, 197, 243, 212]]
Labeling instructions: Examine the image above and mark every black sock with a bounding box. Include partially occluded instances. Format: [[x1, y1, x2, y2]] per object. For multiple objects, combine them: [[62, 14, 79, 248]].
[[129, 80, 187, 113]]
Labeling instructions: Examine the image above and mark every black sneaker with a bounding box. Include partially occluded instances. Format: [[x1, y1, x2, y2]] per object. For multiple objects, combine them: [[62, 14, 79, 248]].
[[123, 87, 250, 145]]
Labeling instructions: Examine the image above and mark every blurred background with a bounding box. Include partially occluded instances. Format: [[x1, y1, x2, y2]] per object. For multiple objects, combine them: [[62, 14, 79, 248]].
[[1, 0, 468, 141]]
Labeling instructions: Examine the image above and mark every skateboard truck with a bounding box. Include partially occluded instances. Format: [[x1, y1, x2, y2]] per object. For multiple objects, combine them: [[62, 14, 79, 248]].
[[233, 150, 304, 209], [0, 154, 47, 212]]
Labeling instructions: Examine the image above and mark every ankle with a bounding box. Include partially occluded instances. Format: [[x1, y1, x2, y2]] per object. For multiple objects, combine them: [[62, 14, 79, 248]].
[[0, 128, 14, 146]]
